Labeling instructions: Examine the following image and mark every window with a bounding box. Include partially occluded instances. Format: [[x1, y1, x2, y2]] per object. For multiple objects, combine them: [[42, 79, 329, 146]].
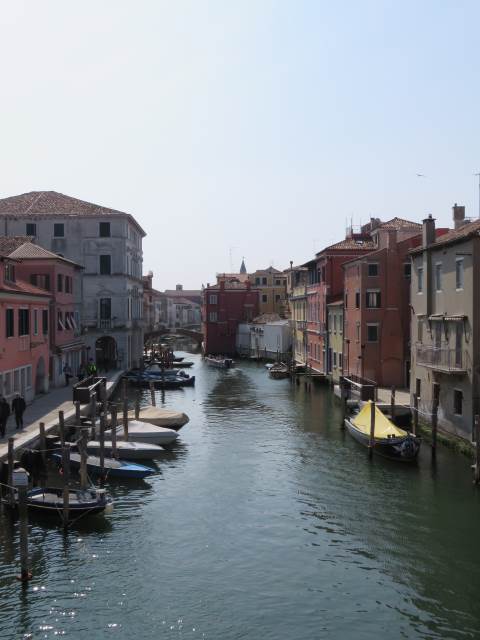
[[367, 324, 379, 342], [435, 263, 442, 291], [57, 274, 63, 292], [53, 223, 64, 237], [262, 277, 267, 285], [333, 315, 337, 332], [415, 378, 421, 400], [262, 294, 268, 303], [417, 266, 423, 293], [333, 352, 337, 367], [339, 353, 343, 369], [5, 263, 15, 282], [255, 277, 260, 285], [26, 223, 36, 236], [454, 389, 463, 416], [355, 291, 360, 309], [4, 372, 11, 396], [57, 311, 64, 331], [417, 319, 423, 343], [209, 311, 218, 322], [100, 255, 111, 275], [275, 294, 281, 302], [33, 310, 38, 335], [209, 295, 218, 304], [366, 290, 381, 308], [404, 263, 411, 279], [367, 263, 378, 277], [6, 309, 14, 338], [345, 292, 348, 309], [275, 279, 281, 286], [100, 298, 111, 320], [30, 274, 51, 290], [42, 310, 49, 335], [18, 309, 29, 336], [65, 276, 72, 293], [99, 222, 111, 237], [456, 258, 464, 290], [356, 321, 360, 341]]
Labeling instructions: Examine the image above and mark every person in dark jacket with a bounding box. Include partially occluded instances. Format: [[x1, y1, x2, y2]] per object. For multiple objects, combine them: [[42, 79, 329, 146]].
[[11, 393, 26, 430], [0, 397, 10, 438]]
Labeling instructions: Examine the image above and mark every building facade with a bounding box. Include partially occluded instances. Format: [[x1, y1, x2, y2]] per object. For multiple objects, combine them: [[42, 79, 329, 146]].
[[236, 317, 291, 359], [202, 280, 259, 355], [0, 191, 145, 370], [249, 268, 288, 317], [410, 207, 478, 441], [0, 250, 51, 402], [326, 300, 344, 384]]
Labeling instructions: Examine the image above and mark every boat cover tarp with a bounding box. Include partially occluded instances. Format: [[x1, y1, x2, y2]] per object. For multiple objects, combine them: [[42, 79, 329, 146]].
[[127, 407, 189, 428], [352, 402, 407, 438]]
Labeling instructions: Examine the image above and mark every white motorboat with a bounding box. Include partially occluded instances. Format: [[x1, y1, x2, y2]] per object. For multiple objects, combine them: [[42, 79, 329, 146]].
[[127, 406, 189, 430], [105, 420, 179, 446], [85, 440, 166, 461]]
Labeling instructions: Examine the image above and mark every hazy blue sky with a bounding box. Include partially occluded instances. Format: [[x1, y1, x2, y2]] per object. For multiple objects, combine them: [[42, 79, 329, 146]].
[[1, 1, 479, 288]]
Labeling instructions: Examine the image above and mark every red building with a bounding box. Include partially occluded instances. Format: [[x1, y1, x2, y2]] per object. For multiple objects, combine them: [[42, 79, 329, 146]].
[[305, 224, 377, 374], [342, 218, 424, 387], [202, 279, 260, 355], [0, 241, 51, 402], [8, 240, 84, 387]]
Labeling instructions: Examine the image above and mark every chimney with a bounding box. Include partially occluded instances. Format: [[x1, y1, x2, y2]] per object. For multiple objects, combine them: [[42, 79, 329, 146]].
[[176, 284, 183, 291], [453, 203, 466, 230], [422, 214, 436, 247]]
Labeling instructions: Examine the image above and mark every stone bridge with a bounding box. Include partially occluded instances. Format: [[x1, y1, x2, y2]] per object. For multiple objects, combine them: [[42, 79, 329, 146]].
[[144, 326, 203, 345]]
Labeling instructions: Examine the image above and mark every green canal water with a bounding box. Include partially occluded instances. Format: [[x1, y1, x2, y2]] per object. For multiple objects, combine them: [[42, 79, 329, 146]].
[[1, 351, 480, 639]]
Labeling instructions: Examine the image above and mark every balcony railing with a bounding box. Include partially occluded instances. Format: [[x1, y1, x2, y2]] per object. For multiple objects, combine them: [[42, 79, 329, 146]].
[[296, 320, 307, 330], [98, 319, 112, 330], [19, 336, 30, 351], [416, 345, 468, 373]]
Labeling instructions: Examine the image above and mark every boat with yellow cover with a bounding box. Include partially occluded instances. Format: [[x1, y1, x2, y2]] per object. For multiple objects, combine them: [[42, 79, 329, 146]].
[[345, 402, 421, 461]]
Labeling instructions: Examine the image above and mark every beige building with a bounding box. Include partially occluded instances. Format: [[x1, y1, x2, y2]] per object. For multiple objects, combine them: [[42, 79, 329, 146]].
[[249, 268, 287, 316], [327, 300, 344, 383], [410, 205, 479, 441], [285, 265, 308, 366]]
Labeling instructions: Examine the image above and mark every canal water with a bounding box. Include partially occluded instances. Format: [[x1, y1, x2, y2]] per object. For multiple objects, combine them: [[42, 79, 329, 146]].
[[1, 351, 480, 640]]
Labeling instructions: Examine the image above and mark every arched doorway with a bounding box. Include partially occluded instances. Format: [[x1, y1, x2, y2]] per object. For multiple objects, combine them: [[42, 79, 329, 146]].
[[35, 357, 46, 394], [95, 336, 117, 372]]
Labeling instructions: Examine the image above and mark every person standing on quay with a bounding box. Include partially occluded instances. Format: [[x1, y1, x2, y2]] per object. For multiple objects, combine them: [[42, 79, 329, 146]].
[[63, 363, 73, 386], [11, 393, 26, 430], [0, 397, 10, 438]]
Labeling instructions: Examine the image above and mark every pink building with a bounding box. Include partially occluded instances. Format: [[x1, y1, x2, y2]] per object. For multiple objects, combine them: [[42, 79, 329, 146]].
[[0, 245, 51, 403], [5, 239, 84, 387]]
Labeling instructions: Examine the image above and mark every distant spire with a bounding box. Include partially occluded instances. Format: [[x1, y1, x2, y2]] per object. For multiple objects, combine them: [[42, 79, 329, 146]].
[[240, 257, 247, 274]]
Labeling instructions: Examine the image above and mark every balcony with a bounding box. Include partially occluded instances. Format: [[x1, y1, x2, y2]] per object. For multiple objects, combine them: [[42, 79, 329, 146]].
[[296, 320, 307, 330], [98, 319, 112, 330], [416, 345, 468, 374]]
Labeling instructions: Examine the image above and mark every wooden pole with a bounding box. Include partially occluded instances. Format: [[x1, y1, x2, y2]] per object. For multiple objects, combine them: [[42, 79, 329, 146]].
[[390, 385, 396, 421], [123, 391, 129, 442], [368, 401, 376, 459], [111, 405, 118, 458], [74, 401, 81, 423], [99, 412, 105, 484], [90, 392, 97, 440], [8, 437, 15, 506], [100, 379, 107, 415], [474, 415, 480, 485], [149, 380, 156, 407], [79, 429, 88, 490], [413, 393, 418, 435], [59, 410, 65, 447], [18, 485, 31, 582], [431, 400, 438, 458], [62, 446, 70, 530], [39, 422, 47, 467]]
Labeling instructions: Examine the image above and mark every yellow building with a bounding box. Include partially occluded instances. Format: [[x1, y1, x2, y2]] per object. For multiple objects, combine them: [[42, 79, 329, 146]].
[[249, 268, 287, 317], [285, 265, 308, 366], [326, 300, 344, 383]]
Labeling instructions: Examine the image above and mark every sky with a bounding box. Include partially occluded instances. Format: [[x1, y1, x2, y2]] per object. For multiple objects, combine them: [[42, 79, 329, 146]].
[[1, 1, 479, 289]]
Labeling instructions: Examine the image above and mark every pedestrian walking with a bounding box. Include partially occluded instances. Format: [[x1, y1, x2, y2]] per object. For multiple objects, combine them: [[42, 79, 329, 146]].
[[11, 393, 26, 430], [0, 397, 10, 438], [63, 363, 73, 386]]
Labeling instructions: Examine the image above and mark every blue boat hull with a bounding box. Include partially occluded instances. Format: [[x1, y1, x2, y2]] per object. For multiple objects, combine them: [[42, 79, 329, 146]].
[[51, 453, 154, 479]]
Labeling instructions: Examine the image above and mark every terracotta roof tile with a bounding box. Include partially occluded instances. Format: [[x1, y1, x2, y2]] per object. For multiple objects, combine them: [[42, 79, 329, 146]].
[[322, 238, 376, 251], [377, 217, 421, 230], [0, 236, 33, 256], [410, 220, 480, 254], [0, 278, 51, 297]]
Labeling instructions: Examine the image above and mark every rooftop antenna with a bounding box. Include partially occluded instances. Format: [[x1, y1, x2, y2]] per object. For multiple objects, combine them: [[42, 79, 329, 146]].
[[475, 173, 480, 218]]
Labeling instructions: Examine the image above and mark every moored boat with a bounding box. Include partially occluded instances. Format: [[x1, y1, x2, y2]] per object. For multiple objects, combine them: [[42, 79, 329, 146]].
[[127, 406, 189, 431], [85, 440, 166, 460], [205, 356, 235, 369], [51, 452, 155, 479], [344, 402, 421, 462], [269, 362, 289, 379], [106, 420, 179, 446], [21, 487, 113, 518]]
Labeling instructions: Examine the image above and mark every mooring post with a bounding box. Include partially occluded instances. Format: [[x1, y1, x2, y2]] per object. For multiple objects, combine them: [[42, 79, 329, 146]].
[[368, 401, 376, 459], [39, 422, 47, 467], [390, 385, 396, 421], [62, 446, 70, 530], [89, 392, 97, 440], [13, 468, 31, 582], [99, 412, 105, 485], [59, 410, 65, 447], [123, 389, 129, 442], [413, 393, 418, 435], [79, 429, 88, 490], [474, 414, 480, 485], [431, 400, 438, 458], [149, 380, 156, 407], [111, 405, 118, 459], [100, 380, 107, 416], [74, 401, 81, 423], [8, 437, 15, 506]]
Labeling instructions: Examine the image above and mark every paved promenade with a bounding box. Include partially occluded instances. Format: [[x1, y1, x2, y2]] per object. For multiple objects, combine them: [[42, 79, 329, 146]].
[[0, 369, 124, 462]]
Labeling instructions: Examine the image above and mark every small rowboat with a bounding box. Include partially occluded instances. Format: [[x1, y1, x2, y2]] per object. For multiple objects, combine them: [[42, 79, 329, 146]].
[[345, 402, 421, 462], [51, 452, 155, 479], [21, 487, 113, 518], [269, 363, 289, 379], [85, 440, 166, 460], [106, 420, 179, 446], [205, 356, 235, 369]]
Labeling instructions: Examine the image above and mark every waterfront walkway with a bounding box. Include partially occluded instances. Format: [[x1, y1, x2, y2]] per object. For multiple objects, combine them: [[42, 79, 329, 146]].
[[0, 370, 124, 462]]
